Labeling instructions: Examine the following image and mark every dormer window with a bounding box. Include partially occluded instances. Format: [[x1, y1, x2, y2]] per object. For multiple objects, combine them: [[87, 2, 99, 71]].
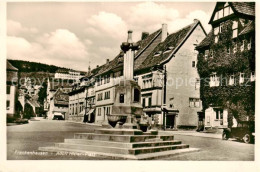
[[163, 46, 174, 53], [154, 51, 162, 56]]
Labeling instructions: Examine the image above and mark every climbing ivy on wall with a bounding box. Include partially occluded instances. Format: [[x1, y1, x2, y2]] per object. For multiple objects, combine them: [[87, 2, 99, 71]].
[[197, 19, 255, 121]]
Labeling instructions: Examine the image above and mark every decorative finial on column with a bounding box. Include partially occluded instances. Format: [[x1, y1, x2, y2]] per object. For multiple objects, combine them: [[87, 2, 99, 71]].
[[127, 30, 133, 43]]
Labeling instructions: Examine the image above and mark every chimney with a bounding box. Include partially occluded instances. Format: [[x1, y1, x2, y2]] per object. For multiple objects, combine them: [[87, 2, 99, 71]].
[[127, 30, 133, 43], [194, 19, 199, 23], [141, 32, 149, 40], [161, 23, 168, 42], [106, 59, 109, 64]]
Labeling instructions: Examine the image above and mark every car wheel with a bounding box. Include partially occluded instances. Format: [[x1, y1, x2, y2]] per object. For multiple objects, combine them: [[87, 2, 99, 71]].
[[222, 132, 229, 140], [243, 134, 251, 144]]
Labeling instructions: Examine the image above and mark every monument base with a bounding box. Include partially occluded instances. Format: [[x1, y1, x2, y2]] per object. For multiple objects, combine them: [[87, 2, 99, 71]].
[[39, 128, 199, 160]]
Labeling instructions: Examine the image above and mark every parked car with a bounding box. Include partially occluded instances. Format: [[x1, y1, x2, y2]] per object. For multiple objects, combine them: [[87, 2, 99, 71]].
[[222, 121, 255, 144]]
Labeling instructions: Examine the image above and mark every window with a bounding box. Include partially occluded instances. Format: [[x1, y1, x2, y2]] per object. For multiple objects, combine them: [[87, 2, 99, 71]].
[[107, 75, 110, 83], [241, 40, 245, 51], [233, 43, 237, 53], [192, 61, 196, 68], [97, 93, 103, 101], [142, 98, 146, 108], [6, 100, 10, 108], [227, 46, 230, 54], [229, 75, 234, 85], [104, 91, 110, 100], [189, 98, 200, 108], [220, 23, 225, 33], [195, 78, 200, 90], [239, 73, 245, 84], [205, 50, 209, 59], [210, 73, 219, 87], [248, 38, 252, 50], [133, 88, 140, 102], [106, 107, 110, 115], [218, 9, 223, 18], [97, 78, 100, 86], [207, 116, 210, 125], [214, 26, 219, 35], [148, 97, 152, 107], [142, 79, 152, 89], [215, 109, 223, 120], [6, 86, 11, 94], [98, 108, 101, 116], [209, 50, 214, 58], [251, 72, 255, 82], [214, 35, 219, 43], [232, 20, 238, 38], [119, 94, 124, 103]]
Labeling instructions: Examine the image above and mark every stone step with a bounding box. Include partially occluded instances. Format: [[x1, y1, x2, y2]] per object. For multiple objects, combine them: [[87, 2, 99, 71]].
[[74, 133, 174, 143], [94, 129, 158, 136], [54, 142, 189, 155], [130, 144, 189, 155], [94, 129, 143, 135], [64, 139, 182, 148], [38, 146, 199, 160]]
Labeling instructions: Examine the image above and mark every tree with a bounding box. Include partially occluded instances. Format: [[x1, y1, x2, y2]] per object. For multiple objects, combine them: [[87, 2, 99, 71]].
[[24, 103, 34, 119]]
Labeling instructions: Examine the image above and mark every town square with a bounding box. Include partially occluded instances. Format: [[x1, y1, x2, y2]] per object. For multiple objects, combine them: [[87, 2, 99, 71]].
[[1, 1, 258, 171]]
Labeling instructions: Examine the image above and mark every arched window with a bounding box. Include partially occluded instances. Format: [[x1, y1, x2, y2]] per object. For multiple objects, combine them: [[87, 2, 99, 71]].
[[134, 88, 140, 102]]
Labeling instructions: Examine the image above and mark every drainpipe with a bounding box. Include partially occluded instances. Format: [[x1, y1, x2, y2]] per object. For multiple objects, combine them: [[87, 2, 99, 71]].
[[163, 65, 167, 130]]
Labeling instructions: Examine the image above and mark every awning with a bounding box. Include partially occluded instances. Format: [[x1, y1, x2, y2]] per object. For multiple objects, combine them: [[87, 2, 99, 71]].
[[161, 106, 179, 115], [54, 112, 64, 116], [86, 109, 95, 115]]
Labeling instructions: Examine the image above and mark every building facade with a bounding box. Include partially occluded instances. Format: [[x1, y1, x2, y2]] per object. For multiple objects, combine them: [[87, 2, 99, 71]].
[[88, 20, 206, 129], [54, 69, 84, 81], [196, 2, 255, 129], [6, 60, 19, 117], [46, 78, 73, 120]]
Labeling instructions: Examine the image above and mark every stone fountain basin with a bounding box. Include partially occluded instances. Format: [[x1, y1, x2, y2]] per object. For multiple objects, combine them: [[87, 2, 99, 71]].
[[107, 115, 127, 128]]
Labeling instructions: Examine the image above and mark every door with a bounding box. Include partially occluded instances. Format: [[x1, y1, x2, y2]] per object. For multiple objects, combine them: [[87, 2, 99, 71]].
[[166, 114, 175, 129]]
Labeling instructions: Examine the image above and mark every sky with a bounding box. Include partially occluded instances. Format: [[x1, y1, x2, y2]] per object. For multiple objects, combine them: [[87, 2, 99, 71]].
[[7, 2, 216, 72]]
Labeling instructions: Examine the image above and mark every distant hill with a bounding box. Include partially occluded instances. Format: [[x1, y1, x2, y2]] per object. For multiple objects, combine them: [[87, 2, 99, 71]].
[[8, 60, 87, 85], [8, 60, 69, 73]]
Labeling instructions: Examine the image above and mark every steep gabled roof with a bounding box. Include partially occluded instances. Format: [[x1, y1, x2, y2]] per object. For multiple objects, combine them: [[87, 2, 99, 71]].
[[239, 20, 254, 36], [196, 30, 213, 49], [209, 2, 255, 24], [134, 29, 162, 70], [95, 29, 162, 76], [7, 60, 18, 71], [54, 88, 69, 106], [197, 19, 255, 50], [231, 2, 255, 16], [137, 20, 203, 70]]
